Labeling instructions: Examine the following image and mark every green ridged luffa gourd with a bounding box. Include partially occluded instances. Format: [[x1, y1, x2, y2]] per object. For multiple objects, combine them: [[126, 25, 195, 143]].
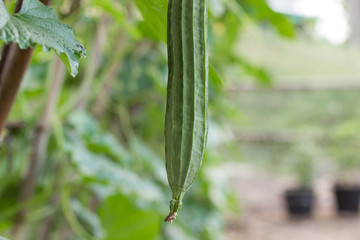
[[164, 0, 208, 223]]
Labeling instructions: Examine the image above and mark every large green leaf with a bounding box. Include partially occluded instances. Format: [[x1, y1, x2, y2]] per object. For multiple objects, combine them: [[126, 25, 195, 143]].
[[65, 138, 164, 204], [0, 0, 86, 76], [67, 111, 132, 166], [99, 194, 161, 240]]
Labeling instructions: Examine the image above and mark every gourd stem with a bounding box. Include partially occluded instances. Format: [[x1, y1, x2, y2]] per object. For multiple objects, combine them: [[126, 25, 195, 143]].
[[164, 191, 184, 223], [164, 212, 176, 223]]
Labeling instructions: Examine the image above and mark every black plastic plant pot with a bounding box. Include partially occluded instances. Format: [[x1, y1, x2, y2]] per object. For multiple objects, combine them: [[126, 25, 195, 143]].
[[334, 185, 360, 215], [284, 188, 314, 218]]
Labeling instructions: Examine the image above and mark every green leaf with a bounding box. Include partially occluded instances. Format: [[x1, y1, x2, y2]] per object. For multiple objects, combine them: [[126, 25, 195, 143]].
[[71, 199, 105, 239], [0, 2, 9, 28], [134, 0, 168, 42], [67, 111, 132, 166], [238, 0, 295, 38], [229, 55, 272, 84], [129, 138, 168, 185], [65, 137, 164, 204], [99, 194, 161, 240], [91, 0, 140, 40], [209, 65, 223, 89], [0, 0, 86, 76]]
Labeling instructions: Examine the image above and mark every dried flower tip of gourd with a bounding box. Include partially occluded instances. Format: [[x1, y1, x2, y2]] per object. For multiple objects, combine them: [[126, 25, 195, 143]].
[[164, 212, 176, 223]]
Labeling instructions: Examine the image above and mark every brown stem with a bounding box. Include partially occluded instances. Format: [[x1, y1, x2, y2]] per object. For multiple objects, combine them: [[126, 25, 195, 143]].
[[6, 121, 25, 129], [0, 0, 52, 136], [0, 45, 34, 135], [0, 45, 11, 88], [15, 0, 24, 12], [0, 0, 23, 89]]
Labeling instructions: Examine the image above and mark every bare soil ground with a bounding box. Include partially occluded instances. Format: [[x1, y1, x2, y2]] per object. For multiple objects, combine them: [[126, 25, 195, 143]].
[[224, 162, 360, 240]]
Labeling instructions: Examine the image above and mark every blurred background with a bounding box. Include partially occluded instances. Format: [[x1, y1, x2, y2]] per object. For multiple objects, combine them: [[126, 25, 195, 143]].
[[1, 0, 360, 239]]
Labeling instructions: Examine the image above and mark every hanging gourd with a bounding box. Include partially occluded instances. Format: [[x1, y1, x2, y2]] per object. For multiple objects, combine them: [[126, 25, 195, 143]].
[[164, 0, 209, 223]]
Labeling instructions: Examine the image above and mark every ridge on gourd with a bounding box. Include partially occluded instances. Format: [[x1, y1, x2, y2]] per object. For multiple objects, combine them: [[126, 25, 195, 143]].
[[164, 0, 208, 223]]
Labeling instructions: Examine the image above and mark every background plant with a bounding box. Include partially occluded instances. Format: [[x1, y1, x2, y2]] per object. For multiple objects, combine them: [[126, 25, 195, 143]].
[[4, 0, 349, 239]]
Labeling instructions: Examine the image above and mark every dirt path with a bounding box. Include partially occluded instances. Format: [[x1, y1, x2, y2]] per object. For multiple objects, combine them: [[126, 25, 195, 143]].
[[225, 162, 360, 240]]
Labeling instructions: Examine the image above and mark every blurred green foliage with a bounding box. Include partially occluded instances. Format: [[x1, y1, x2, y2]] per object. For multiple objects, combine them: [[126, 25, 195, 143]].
[[5, 0, 348, 239]]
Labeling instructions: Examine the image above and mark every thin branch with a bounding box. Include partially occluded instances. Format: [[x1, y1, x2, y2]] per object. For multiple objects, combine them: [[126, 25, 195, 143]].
[[13, 57, 65, 234], [91, 60, 123, 118], [60, 15, 110, 115], [63, 0, 82, 18], [90, 31, 128, 118]]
